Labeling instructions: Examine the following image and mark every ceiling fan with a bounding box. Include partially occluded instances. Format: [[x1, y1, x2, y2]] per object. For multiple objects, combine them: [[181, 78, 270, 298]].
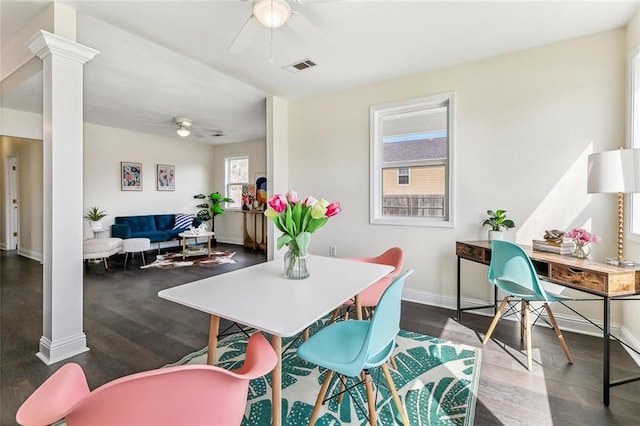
[[151, 117, 225, 139], [229, 0, 325, 54]]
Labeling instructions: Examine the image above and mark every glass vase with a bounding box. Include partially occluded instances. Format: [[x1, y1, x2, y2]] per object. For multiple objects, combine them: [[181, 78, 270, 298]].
[[573, 243, 590, 259], [284, 248, 310, 280]]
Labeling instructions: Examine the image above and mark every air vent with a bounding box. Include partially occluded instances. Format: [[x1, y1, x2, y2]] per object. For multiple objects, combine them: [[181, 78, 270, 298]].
[[283, 58, 317, 73]]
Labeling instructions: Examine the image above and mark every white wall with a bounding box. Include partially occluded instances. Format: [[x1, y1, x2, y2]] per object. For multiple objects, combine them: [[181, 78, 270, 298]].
[[211, 139, 267, 245], [83, 123, 216, 229], [287, 29, 625, 332], [622, 10, 640, 355]]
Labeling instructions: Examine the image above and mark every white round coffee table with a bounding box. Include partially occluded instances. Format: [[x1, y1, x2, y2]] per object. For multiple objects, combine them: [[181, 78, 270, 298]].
[[178, 231, 215, 260], [122, 238, 151, 269]]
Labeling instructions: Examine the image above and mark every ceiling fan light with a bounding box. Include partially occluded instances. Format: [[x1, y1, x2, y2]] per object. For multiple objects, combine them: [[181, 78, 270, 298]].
[[253, 0, 291, 29], [176, 126, 191, 137]]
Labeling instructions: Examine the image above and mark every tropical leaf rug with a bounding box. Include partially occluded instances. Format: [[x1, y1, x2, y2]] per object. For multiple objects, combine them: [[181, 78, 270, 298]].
[[170, 321, 481, 425]]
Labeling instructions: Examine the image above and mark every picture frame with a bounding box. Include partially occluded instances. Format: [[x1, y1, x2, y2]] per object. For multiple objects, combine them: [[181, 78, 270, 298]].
[[157, 164, 175, 191], [121, 161, 142, 191]]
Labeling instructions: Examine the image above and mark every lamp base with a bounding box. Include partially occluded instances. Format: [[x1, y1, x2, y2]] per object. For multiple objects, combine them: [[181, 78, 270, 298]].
[[605, 257, 636, 268]]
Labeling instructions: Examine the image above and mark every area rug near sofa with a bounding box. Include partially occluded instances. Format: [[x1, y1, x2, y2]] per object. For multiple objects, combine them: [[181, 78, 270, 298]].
[[170, 323, 481, 425], [140, 250, 236, 269]]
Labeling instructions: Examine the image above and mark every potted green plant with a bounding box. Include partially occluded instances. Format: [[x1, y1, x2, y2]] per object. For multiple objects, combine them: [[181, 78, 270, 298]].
[[481, 209, 515, 241], [194, 192, 234, 239], [84, 206, 108, 231]]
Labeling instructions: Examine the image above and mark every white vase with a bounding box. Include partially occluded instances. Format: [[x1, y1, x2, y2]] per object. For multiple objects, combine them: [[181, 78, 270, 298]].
[[488, 230, 504, 241], [90, 220, 103, 231]]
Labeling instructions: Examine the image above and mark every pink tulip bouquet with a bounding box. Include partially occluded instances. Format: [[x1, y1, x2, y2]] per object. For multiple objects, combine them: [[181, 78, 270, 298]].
[[265, 191, 341, 254], [565, 228, 601, 246]]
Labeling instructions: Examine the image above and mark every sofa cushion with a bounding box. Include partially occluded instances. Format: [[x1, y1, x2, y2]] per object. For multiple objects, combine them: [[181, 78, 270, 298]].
[[173, 213, 194, 230], [131, 230, 169, 243], [154, 214, 175, 231], [115, 216, 156, 233]]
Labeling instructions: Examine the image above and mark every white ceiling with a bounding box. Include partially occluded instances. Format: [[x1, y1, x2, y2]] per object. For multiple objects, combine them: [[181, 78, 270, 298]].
[[2, 0, 640, 144]]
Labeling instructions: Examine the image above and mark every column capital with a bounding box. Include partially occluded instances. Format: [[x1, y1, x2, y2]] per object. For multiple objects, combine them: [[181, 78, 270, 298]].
[[27, 30, 99, 63]]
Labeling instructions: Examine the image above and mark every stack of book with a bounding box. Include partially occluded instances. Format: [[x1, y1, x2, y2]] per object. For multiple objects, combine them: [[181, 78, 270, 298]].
[[532, 239, 575, 255]]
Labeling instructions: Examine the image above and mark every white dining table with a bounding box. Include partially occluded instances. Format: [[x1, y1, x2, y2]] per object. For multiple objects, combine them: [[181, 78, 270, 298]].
[[158, 255, 394, 426]]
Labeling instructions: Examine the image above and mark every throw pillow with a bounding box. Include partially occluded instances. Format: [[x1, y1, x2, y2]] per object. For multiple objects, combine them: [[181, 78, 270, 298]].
[[173, 213, 194, 230]]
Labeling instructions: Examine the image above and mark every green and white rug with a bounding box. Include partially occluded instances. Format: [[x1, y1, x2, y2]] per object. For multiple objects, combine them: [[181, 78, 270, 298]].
[[171, 324, 481, 425]]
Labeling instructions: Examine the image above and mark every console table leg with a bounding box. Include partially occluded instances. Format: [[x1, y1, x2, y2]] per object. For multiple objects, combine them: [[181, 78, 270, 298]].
[[603, 296, 610, 406], [456, 256, 461, 321]]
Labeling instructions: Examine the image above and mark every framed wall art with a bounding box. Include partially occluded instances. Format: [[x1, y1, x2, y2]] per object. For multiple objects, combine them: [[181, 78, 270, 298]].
[[157, 164, 175, 191], [121, 161, 142, 191]]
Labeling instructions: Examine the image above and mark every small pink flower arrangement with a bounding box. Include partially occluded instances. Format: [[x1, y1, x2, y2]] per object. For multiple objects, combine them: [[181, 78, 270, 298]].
[[565, 228, 601, 245]]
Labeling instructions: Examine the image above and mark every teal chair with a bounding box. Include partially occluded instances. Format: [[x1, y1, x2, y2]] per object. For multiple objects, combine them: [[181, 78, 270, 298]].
[[482, 240, 573, 371], [297, 270, 413, 425]]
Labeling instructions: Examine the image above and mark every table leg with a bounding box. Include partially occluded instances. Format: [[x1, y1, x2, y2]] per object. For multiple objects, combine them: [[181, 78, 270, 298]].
[[207, 235, 212, 258], [207, 315, 220, 366], [603, 296, 610, 406], [456, 256, 461, 321], [355, 294, 363, 320], [271, 335, 282, 426], [182, 236, 187, 260]]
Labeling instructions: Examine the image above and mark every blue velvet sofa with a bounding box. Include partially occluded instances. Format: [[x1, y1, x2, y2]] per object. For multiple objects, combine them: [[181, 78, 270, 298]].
[[111, 214, 202, 243]]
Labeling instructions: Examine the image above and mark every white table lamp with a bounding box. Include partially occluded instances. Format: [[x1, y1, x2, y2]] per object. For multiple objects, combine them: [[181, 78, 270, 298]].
[[587, 148, 640, 263]]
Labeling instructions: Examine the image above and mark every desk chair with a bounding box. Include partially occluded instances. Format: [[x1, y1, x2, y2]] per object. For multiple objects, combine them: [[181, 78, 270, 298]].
[[16, 333, 277, 426], [482, 240, 573, 371], [297, 270, 413, 426]]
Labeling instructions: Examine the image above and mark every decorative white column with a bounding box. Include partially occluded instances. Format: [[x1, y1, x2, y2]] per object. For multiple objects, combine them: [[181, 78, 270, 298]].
[[27, 30, 99, 365]]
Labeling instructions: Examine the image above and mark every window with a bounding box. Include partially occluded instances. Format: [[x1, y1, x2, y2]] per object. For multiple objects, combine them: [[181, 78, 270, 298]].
[[398, 167, 409, 185], [370, 93, 454, 227], [226, 156, 249, 209]]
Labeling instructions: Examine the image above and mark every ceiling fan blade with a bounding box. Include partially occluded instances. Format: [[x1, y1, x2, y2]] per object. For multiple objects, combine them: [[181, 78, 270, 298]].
[[229, 15, 262, 54], [287, 11, 328, 49]]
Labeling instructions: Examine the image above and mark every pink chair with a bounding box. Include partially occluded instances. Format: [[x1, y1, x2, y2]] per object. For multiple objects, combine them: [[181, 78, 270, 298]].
[[16, 333, 277, 426], [333, 247, 404, 321]]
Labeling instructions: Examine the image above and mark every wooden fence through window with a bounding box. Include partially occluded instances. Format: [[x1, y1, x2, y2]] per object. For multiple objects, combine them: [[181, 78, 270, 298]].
[[383, 195, 445, 217]]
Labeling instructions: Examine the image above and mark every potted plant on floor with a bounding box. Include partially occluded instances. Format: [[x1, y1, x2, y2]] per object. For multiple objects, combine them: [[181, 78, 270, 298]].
[[194, 192, 233, 242], [481, 209, 515, 241], [85, 206, 108, 231]]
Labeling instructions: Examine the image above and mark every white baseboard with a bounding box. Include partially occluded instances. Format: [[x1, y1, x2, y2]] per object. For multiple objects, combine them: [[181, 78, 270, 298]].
[[620, 326, 640, 365], [216, 237, 243, 246], [401, 287, 624, 340], [0, 242, 7, 250], [18, 247, 43, 263]]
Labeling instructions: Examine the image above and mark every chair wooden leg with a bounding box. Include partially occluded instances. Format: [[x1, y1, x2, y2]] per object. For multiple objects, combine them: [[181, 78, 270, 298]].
[[544, 303, 573, 364], [381, 363, 409, 425], [364, 371, 377, 426], [389, 354, 397, 370], [524, 302, 532, 371], [309, 370, 334, 426], [329, 307, 341, 324], [482, 297, 509, 344], [520, 300, 526, 341], [337, 375, 345, 404], [303, 328, 310, 341]]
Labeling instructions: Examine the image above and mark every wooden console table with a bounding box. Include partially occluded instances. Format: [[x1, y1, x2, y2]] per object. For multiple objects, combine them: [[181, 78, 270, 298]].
[[242, 210, 266, 251], [456, 240, 640, 406]]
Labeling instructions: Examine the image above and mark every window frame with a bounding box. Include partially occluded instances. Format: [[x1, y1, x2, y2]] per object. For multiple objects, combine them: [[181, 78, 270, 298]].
[[370, 92, 455, 227], [225, 155, 249, 211], [397, 167, 410, 185]]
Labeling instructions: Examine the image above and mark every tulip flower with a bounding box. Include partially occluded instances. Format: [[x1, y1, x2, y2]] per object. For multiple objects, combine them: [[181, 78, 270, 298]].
[[325, 202, 341, 217], [303, 196, 317, 207], [268, 194, 287, 213], [286, 190, 298, 204], [310, 203, 327, 219]]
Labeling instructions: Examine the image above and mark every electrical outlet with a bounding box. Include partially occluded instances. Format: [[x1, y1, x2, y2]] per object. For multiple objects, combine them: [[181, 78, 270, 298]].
[[329, 245, 336, 257]]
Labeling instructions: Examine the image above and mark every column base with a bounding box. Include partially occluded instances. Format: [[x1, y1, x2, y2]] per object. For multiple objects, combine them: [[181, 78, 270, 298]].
[[36, 334, 89, 365]]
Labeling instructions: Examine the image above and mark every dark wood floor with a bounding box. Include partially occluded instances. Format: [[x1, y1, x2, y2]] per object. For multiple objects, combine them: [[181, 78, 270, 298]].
[[2, 247, 640, 425]]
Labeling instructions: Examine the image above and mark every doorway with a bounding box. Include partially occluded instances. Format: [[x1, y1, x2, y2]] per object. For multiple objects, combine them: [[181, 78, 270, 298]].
[[5, 156, 18, 250]]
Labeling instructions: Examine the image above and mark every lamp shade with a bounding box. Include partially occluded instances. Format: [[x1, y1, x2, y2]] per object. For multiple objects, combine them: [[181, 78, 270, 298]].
[[587, 148, 640, 194], [253, 0, 291, 29]]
